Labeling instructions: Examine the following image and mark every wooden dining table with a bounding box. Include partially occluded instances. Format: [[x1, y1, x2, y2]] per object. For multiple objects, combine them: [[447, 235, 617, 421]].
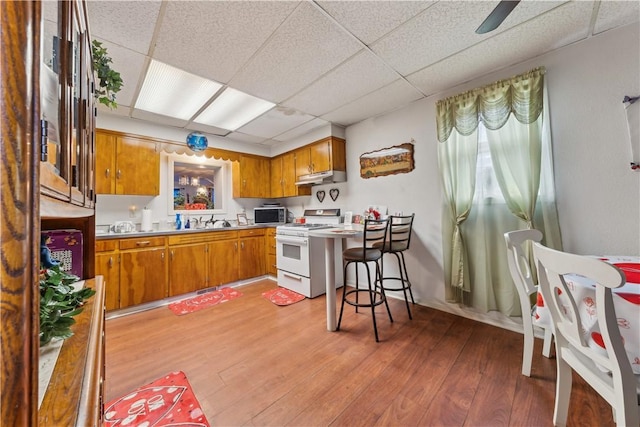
[[535, 255, 640, 373]]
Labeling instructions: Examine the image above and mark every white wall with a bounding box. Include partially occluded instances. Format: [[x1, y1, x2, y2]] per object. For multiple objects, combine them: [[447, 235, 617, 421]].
[[96, 23, 639, 329], [283, 23, 640, 328]]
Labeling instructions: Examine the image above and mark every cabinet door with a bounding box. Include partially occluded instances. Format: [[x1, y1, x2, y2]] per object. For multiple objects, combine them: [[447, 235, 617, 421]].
[[209, 240, 238, 286], [295, 147, 311, 179], [95, 252, 120, 310], [95, 131, 116, 194], [265, 228, 277, 276], [120, 248, 167, 307], [239, 237, 265, 280], [169, 244, 207, 296], [233, 155, 270, 198], [270, 156, 284, 198], [310, 140, 331, 173], [115, 136, 160, 195]]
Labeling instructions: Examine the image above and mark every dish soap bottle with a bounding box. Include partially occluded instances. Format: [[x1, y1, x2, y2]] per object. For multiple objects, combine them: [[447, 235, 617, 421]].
[[175, 214, 182, 230], [185, 216, 191, 229]]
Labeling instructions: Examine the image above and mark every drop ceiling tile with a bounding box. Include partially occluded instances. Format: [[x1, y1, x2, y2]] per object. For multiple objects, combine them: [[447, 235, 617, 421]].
[[226, 132, 269, 145], [236, 106, 316, 139], [131, 109, 188, 128], [315, 1, 435, 44], [93, 37, 147, 108], [372, 1, 565, 76], [153, 1, 298, 84], [187, 122, 231, 137], [594, 1, 640, 34], [272, 118, 329, 142], [86, 0, 161, 54], [284, 50, 399, 116], [321, 79, 423, 126], [229, 2, 363, 103], [407, 1, 593, 97]]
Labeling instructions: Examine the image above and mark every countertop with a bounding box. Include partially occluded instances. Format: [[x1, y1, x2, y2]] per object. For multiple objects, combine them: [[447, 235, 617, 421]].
[[96, 223, 283, 240]]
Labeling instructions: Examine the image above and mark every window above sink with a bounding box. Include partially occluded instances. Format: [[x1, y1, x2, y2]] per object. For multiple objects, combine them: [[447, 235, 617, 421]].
[[167, 154, 228, 216]]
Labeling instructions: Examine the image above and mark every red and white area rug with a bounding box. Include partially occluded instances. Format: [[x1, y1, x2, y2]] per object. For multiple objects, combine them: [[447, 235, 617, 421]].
[[262, 287, 306, 306], [168, 287, 242, 315], [104, 370, 209, 426]]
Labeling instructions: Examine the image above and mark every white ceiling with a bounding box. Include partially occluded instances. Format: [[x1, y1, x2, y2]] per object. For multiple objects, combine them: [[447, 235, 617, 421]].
[[87, 0, 639, 147]]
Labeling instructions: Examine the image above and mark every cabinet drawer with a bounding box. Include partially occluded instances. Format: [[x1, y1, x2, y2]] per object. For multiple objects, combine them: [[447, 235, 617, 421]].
[[96, 240, 118, 252], [238, 228, 265, 238], [119, 236, 166, 250]]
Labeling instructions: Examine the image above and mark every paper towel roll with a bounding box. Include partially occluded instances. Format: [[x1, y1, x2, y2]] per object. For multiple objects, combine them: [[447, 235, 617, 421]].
[[141, 209, 152, 231]]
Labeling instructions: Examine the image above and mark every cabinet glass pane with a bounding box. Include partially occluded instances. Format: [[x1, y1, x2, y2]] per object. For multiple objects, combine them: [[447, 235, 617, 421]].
[[41, 1, 63, 175]]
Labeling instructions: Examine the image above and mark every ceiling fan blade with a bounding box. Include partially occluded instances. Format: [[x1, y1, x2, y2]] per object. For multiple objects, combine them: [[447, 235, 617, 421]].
[[475, 0, 520, 34]]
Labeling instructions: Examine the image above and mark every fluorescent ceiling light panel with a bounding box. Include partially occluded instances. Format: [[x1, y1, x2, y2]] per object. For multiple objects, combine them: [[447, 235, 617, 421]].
[[135, 60, 222, 120], [194, 87, 275, 131]]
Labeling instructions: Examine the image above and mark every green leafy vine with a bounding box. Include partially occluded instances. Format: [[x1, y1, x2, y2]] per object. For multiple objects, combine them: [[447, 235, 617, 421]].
[[91, 40, 123, 109]]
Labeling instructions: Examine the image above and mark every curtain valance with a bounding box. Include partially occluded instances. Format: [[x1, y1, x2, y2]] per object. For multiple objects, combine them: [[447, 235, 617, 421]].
[[436, 67, 545, 142]]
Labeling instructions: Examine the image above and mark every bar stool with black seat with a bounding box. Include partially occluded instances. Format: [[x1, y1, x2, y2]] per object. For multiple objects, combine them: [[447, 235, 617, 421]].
[[337, 218, 393, 342], [375, 214, 415, 319]]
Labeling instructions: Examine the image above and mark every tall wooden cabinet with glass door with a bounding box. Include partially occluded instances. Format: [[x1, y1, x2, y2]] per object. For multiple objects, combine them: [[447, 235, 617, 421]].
[[40, 0, 96, 209]]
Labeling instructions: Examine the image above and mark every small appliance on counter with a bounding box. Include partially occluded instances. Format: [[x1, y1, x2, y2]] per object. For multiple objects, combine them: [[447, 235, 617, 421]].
[[109, 221, 136, 233], [254, 206, 287, 224]]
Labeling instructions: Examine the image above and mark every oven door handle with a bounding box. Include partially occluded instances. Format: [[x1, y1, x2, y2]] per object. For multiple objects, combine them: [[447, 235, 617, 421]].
[[276, 236, 308, 246]]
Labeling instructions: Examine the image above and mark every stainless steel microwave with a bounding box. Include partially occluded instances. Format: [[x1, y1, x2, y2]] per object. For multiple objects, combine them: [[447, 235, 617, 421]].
[[254, 207, 287, 224]]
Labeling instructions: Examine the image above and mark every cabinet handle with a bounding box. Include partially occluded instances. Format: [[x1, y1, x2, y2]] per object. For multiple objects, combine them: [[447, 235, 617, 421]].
[[135, 241, 151, 246], [161, 252, 165, 260], [116, 169, 122, 179], [105, 168, 110, 178], [234, 242, 238, 250], [108, 256, 113, 268], [241, 242, 245, 250], [170, 250, 174, 261]]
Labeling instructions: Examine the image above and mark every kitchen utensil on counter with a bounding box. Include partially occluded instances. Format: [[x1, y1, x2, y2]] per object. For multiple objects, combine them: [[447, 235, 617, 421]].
[[109, 221, 136, 233]]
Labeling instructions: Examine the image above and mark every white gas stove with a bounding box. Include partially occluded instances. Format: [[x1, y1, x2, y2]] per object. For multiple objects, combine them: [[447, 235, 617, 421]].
[[276, 209, 342, 237], [275, 209, 342, 297]]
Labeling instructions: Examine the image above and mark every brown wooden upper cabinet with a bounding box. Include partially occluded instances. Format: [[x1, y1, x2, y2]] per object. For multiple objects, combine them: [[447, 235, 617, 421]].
[[95, 130, 160, 195], [232, 154, 270, 198], [270, 152, 311, 198], [295, 136, 346, 179]]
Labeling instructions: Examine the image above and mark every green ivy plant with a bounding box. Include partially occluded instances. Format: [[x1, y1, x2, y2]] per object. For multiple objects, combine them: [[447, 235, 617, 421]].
[[91, 40, 123, 109], [39, 265, 95, 346]]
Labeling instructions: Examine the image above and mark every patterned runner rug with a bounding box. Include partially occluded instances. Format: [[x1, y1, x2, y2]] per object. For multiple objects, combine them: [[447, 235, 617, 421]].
[[104, 371, 209, 426], [262, 287, 306, 306], [168, 287, 242, 315]]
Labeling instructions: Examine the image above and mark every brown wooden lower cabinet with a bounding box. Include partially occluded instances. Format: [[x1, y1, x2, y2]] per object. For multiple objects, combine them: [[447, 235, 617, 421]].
[[266, 227, 277, 276], [39, 277, 105, 426], [96, 229, 271, 310], [168, 243, 208, 296]]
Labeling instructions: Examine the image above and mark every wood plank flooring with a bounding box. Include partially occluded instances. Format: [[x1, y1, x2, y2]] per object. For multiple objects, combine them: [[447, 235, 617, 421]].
[[105, 279, 614, 426]]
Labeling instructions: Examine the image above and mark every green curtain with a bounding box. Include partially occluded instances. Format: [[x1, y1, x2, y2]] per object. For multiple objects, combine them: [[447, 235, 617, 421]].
[[436, 67, 562, 312], [437, 127, 478, 301]]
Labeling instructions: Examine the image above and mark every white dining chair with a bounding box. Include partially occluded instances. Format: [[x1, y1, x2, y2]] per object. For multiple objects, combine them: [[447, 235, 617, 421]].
[[533, 242, 640, 427], [504, 229, 553, 377]]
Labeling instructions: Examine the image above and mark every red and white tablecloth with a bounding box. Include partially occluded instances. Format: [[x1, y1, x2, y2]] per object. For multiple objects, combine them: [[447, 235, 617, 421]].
[[534, 256, 640, 374]]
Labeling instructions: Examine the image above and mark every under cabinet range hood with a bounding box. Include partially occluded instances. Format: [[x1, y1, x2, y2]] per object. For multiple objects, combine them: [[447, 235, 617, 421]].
[[295, 170, 346, 186]]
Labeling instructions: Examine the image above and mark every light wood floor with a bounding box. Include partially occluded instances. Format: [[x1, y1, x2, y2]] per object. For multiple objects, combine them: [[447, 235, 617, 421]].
[[105, 279, 613, 426]]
